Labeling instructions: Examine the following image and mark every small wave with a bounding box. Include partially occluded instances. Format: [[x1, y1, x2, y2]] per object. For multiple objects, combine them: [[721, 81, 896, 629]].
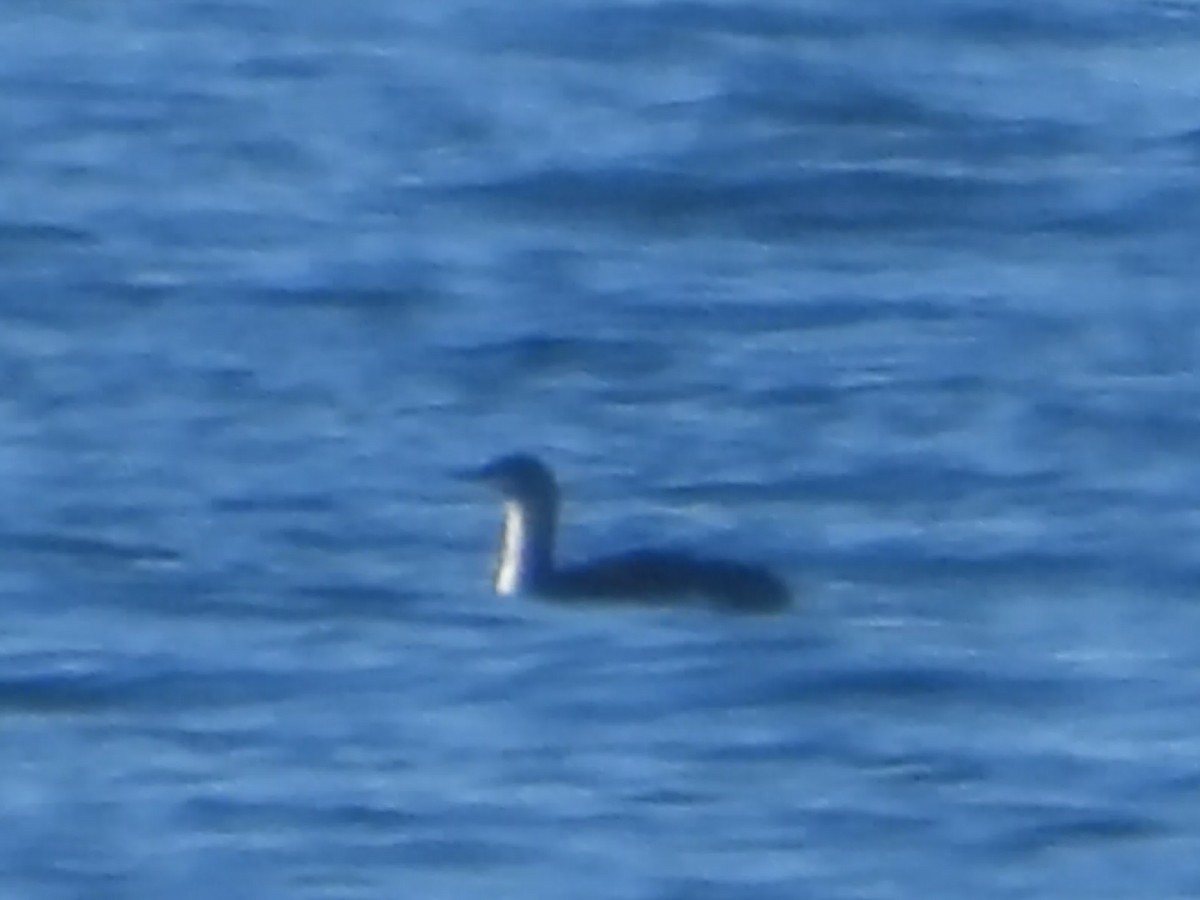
[[4, 531, 180, 568], [0, 221, 96, 256], [0, 673, 123, 715], [748, 661, 1069, 712], [436, 165, 1056, 240], [996, 806, 1167, 856]]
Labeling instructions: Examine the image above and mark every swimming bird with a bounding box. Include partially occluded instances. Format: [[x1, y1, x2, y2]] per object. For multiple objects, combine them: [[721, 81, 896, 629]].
[[466, 453, 789, 613]]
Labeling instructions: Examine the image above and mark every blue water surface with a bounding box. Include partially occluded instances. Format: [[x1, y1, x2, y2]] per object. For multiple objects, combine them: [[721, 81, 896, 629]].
[[3, 1, 1200, 897]]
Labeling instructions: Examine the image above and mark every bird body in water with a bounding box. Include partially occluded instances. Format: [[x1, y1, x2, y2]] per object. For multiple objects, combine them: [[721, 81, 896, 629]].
[[467, 453, 789, 613]]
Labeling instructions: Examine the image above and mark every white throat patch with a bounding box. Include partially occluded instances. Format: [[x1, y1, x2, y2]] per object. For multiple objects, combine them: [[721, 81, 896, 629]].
[[495, 501, 526, 595]]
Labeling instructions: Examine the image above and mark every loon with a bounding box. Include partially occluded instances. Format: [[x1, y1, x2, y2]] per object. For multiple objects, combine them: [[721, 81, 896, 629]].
[[467, 453, 789, 613]]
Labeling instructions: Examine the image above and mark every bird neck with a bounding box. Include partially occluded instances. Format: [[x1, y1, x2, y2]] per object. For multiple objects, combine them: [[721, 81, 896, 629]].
[[494, 499, 556, 595]]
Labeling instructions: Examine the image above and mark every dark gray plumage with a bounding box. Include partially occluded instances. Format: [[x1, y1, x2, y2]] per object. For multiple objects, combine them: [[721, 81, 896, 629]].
[[468, 453, 789, 613]]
